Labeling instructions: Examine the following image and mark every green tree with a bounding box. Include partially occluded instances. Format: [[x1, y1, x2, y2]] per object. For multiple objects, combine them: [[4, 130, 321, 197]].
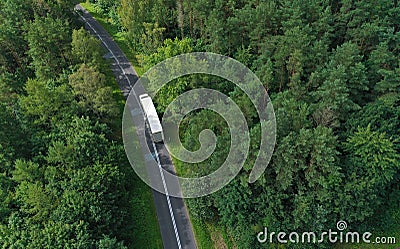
[[92, 0, 119, 14], [0, 218, 94, 249], [97, 236, 127, 249], [339, 126, 400, 223], [25, 16, 71, 80], [204, 0, 237, 54], [118, 0, 176, 53], [12, 160, 43, 183], [0, 0, 33, 85], [119, 0, 153, 49], [368, 42, 400, 95], [19, 79, 75, 127], [142, 38, 193, 111], [46, 116, 112, 169], [140, 22, 166, 55], [0, 1, 134, 248], [310, 42, 369, 127], [345, 93, 400, 149], [27, 221, 93, 249], [14, 181, 56, 222], [333, 0, 397, 53], [271, 127, 342, 231], [273, 90, 310, 139], [0, 102, 31, 159], [68, 64, 118, 119], [0, 170, 12, 223], [71, 28, 105, 70]]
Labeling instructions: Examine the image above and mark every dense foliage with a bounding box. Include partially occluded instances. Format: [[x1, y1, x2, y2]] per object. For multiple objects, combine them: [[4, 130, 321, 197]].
[[89, 0, 400, 248], [0, 0, 137, 248], [1, 0, 399, 248]]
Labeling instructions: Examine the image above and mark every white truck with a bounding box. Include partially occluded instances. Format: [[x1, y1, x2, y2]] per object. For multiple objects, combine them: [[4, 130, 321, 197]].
[[139, 94, 164, 143]]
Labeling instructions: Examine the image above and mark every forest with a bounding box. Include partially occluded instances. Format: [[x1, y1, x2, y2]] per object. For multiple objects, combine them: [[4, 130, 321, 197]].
[[1, 0, 399, 248], [0, 0, 164, 248], [89, 0, 399, 248]]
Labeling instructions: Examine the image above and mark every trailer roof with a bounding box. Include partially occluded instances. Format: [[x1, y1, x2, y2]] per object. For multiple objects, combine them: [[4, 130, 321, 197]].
[[139, 95, 163, 133]]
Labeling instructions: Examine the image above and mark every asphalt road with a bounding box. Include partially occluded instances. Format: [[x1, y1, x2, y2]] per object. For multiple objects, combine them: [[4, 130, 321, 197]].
[[75, 5, 197, 249]]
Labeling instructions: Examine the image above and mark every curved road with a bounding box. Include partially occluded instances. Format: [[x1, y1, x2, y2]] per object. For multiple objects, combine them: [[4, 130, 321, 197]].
[[74, 5, 197, 249]]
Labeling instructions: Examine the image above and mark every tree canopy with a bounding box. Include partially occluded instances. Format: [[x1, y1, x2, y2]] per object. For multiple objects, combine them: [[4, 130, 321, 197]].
[[1, 0, 399, 248]]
